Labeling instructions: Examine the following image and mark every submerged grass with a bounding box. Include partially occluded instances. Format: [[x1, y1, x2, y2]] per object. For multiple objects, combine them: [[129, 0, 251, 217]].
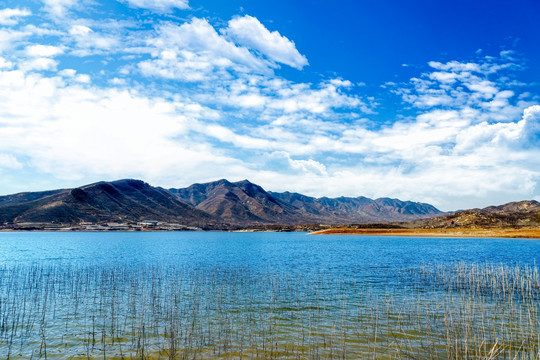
[[0, 262, 539, 359]]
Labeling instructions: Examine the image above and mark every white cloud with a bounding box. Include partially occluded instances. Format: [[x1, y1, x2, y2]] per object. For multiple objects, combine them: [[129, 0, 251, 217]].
[[59, 68, 76, 77], [22, 24, 64, 37], [0, 68, 249, 185], [20, 57, 58, 71], [139, 19, 273, 81], [288, 158, 327, 176], [520, 105, 540, 145], [225, 15, 308, 70], [0, 8, 31, 26], [265, 79, 363, 113], [428, 60, 481, 73], [120, 0, 189, 13], [110, 77, 126, 85], [42, 0, 77, 17], [58, 69, 91, 84], [204, 124, 273, 150], [0, 28, 31, 52], [25, 44, 63, 57], [395, 57, 529, 125], [68, 24, 120, 56], [0, 56, 13, 68], [75, 74, 90, 83], [194, 76, 367, 120], [0, 154, 22, 169], [69, 24, 92, 36]]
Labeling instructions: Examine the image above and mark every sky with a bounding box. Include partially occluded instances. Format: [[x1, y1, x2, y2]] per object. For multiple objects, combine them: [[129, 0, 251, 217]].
[[0, 0, 539, 211]]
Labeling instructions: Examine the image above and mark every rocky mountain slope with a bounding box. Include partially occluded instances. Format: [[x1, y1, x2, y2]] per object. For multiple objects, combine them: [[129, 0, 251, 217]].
[[168, 179, 300, 224], [170, 179, 443, 225], [420, 200, 540, 228], [269, 191, 441, 223], [0, 179, 217, 228]]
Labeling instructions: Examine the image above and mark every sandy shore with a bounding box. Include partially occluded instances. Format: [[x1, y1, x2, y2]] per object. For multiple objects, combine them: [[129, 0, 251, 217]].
[[310, 227, 540, 239]]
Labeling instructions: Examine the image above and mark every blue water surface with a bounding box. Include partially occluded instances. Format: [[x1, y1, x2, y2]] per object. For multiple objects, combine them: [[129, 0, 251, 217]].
[[0, 232, 539, 278]]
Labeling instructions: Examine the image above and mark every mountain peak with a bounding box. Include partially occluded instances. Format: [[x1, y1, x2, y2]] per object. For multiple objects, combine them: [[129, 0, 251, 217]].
[[233, 179, 258, 187]]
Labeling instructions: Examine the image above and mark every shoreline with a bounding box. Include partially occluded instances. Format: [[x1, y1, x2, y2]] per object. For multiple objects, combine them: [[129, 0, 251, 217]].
[[309, 228, 540, 239], [2, 226, 540, 239]]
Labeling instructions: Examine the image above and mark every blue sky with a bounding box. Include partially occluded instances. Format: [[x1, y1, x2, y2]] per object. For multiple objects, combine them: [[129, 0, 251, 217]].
[[0, 0, 539, 211]]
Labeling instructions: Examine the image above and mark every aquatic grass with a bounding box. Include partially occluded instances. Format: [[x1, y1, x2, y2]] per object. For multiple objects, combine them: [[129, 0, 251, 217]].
[[0, 263, 539, 359]]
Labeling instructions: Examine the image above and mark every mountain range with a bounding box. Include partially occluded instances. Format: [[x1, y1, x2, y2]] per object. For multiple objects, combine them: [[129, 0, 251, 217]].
[[419, 200, 540, 229], [0, 178, 443, 229]]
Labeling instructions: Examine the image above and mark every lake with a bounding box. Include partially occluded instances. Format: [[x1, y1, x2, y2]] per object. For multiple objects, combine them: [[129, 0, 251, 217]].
[[1, 232, 539, 359]]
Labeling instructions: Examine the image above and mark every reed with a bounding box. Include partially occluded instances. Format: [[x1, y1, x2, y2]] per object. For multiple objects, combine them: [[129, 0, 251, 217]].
[[0, 262, 538, 359]]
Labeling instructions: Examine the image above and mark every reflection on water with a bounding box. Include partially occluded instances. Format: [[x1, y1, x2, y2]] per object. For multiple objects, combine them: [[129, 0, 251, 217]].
[[0, 232, 539, 359]]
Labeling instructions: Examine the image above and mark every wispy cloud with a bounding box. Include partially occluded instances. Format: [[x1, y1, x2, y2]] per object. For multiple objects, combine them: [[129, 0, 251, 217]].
[[0, 154, 22, 169], [0, 8, 31, 26], [0, 28, 32, 52], [67, 23, 121, 56], [42, 0, 78, 18], [120, 0, 189, 13]]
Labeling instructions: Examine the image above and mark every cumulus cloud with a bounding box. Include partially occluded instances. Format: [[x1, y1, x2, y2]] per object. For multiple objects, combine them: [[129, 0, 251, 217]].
[[225, 15, 308, 69], [0, 68, 247, 184], [139, 19, 272, 81], [520, 105, 540, 145], [0, 8, 31, 26], [288, 158, 327, 176], [120, 0, 189, 13], [25, 44, 63, 57]]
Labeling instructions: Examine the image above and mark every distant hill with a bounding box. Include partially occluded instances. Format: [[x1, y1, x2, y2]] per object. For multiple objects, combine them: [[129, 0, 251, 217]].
[[170, 179, 443, 225], [269, 191, 442, 223], [421, 200, 540, 228], [0, 179, 217, 228], [0, 178, 444, 229]]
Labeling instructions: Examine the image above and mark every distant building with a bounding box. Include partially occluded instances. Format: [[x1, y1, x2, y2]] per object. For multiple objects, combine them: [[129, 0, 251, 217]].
[[106, 223, 130, 230], [139, 220, 158, 227]]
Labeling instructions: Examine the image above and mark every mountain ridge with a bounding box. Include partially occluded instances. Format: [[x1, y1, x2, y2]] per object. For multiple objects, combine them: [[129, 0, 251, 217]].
[[0, 179, 217, 228], [0, 177, 448, 229], [169, 179, 443, 225]]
